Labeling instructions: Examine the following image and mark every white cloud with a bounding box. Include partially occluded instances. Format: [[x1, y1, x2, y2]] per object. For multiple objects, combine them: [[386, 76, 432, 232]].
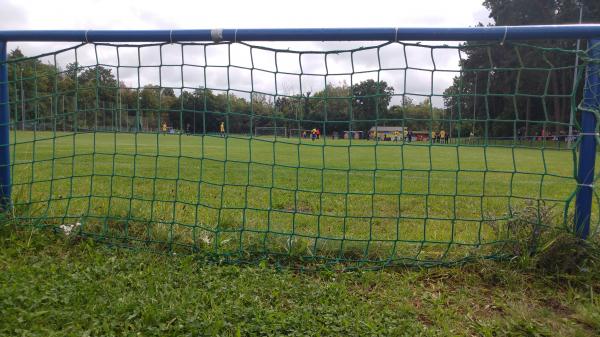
[[1, 0, 493, 107], [0, 0, 26, 28], [1, 0, 492, 30]]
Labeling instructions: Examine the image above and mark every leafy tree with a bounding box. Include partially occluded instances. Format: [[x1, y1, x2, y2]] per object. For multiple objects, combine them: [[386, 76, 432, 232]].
[[78, 65, 118, 104], [8, 48, 57, 129], [351, 80, 394, 131], [445, 0, 600, 137], [387, 98, 446, 133]]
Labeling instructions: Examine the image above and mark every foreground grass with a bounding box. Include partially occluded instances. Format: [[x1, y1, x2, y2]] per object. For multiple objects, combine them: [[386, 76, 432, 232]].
[[1, 226, 599, 336]]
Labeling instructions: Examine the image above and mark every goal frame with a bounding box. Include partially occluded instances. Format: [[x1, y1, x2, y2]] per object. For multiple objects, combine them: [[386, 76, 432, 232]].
[[254, 126, 287, 138], [1, 25, 600, 239], [289, 128, 312, 138], [343, 130, 364, 140]]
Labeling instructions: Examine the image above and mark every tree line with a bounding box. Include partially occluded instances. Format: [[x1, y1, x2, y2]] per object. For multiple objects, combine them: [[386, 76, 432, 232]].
[[7, 48, 446, 135], [7, 0, 600, 137], [444, 0, 600, 138]]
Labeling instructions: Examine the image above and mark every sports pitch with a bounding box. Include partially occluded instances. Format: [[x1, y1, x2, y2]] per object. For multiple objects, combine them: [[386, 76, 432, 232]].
[[8, 131, 586, 265]]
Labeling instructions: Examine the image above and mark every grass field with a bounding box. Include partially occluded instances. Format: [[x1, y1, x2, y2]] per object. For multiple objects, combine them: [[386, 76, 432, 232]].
[[1, 227, 599, 336], [2, 131, 600, 335], [5, 130, 592, 267]]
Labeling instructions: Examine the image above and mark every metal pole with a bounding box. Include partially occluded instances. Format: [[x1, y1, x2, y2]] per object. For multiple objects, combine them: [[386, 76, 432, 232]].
[[95, 101, 98, 131], [574, 39, 600, 239], [118, 90, 121, 132], [304, 91, 310, 132], [568, 1, 584, 147], [20, 67, 24, 131], [192, 99, 196, 134], [0, 41, 11, 211], [136, 96, 141, 132], [62, 95, 65, 131], [473, 72, 477, 135], [4, 26, 600, 43], [449, 104, 453, 138]]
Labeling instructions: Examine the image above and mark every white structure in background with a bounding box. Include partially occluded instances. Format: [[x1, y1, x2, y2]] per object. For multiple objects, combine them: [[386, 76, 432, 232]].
[[368, 126, 404, 141]]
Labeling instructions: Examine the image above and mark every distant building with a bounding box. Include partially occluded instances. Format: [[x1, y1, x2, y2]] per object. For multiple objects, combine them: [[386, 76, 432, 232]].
[[368, 126, 404, 140]]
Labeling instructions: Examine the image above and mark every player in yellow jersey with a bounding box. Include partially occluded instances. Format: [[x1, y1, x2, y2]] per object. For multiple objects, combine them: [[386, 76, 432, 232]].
[[439, 129, 446, 144], [220, 121, 225, 137]]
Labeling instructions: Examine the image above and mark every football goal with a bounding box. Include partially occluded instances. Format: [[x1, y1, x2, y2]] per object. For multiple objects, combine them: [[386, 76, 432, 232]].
[[254, 126, 287, 138], [289, 128, 311, 138], [343, 130, 364, 140], [1, 26, 599, 269]]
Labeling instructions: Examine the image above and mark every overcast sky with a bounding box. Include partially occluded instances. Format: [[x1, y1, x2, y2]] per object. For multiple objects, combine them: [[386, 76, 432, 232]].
[[0, 0, 493, 107]]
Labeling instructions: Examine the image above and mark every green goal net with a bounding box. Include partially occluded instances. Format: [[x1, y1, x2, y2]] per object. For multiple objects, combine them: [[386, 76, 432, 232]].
[[2, 34, 599, 268]]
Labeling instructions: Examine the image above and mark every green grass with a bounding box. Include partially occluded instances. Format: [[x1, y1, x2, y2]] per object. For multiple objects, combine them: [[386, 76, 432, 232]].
[[2, 131, 600, 335], [5, 130, 592, 266], [1, 227, 599, 336]]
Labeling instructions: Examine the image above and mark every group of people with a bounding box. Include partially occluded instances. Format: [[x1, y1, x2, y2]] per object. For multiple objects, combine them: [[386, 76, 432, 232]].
[[390, 130, 415, 142], [368, 129, 415, 142], [302, 128, 321, 140], [161, 123, 451, 144], [431, 130, 449, 144]]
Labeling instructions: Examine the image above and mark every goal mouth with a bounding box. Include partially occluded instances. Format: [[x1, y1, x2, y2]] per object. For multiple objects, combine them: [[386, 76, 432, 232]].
[[254, 126, 288, 138], [1, 26, 599, 269]]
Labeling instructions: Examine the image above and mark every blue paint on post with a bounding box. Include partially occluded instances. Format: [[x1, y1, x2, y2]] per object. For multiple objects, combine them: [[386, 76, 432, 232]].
[[0, 41, 10, 211], [1, 25, 600, 42], [575, 39, 600, 239]]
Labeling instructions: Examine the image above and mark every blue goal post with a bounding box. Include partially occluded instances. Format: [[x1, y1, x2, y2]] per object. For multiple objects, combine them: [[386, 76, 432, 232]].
[[1, 25, 600, 244]]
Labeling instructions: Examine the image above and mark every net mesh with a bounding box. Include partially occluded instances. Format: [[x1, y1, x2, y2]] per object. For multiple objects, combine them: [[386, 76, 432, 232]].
[[2, 38, 600, 269]]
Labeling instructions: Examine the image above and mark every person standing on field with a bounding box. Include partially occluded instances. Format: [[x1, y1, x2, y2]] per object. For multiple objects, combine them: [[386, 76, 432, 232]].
[[440, 129, 446, 144], [220, 121, 225, 137], [162, 122, 167, 135]]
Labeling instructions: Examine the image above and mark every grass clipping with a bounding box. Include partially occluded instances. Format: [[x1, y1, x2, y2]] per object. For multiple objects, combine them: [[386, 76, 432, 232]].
[[499, 200, 600, 274]]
